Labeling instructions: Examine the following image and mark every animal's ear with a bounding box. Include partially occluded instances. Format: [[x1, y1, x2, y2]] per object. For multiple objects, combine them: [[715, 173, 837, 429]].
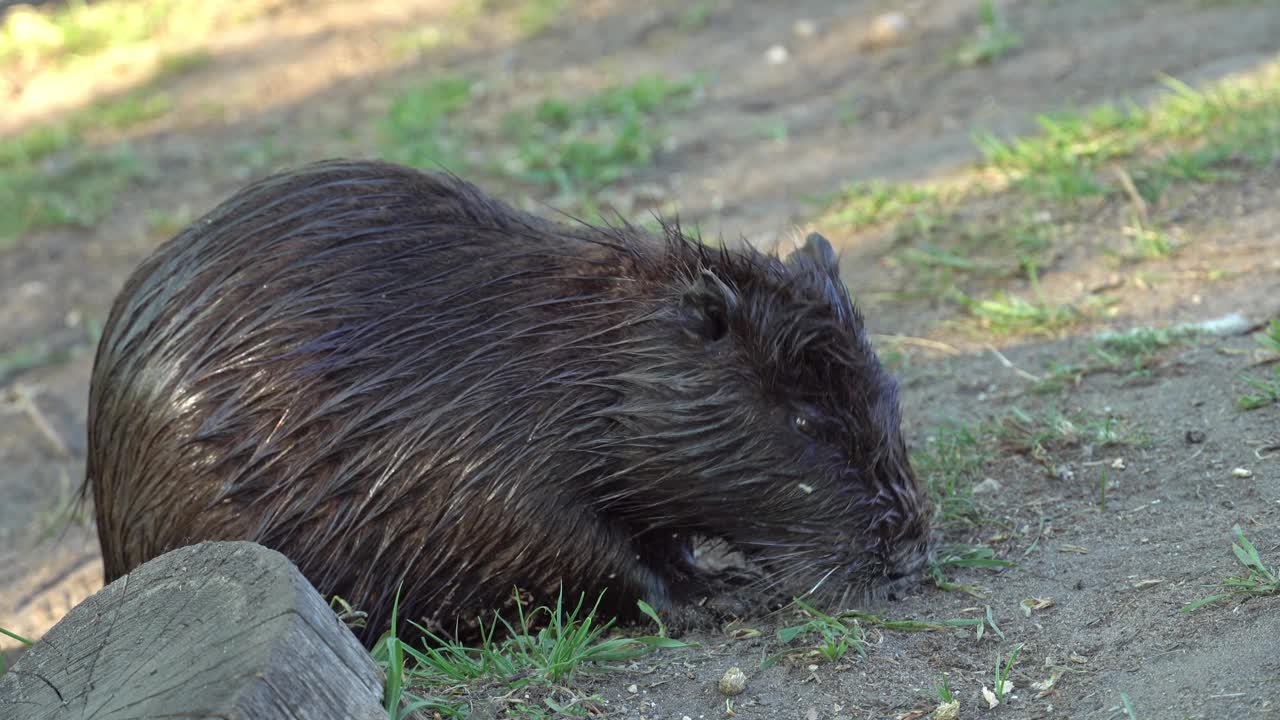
[[789, 232, 840, 274], [679, 271, 736, 343]]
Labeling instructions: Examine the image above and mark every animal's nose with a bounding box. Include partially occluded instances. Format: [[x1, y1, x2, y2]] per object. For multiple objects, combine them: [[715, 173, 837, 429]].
[[883, 538, 931, 581]]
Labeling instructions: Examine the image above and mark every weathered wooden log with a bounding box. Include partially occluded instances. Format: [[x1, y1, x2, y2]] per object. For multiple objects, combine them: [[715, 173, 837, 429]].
[[0, 541, 390, 719]]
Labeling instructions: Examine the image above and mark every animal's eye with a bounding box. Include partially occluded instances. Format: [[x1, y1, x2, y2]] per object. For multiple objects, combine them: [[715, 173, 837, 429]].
[[791, 414, 818, 437]]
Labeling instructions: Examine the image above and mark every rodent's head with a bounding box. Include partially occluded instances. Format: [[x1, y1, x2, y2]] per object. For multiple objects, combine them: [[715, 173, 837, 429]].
[[607, 229, 932, 603]]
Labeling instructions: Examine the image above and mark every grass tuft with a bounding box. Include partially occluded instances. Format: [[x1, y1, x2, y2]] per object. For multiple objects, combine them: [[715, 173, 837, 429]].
[[0, 0, 231, 70], [935, 672, 955, 703], [0, 145, 150, 246], [997, 406, 1130, 457], [499, 75, 702, 196], [1032, 325, 1200, 393], [991, 643, 1023, 703], [928, 545, 1016, 594], [1237, 319, 1280, 410], [1253, 319, 1280, 354], [516, 0, 570, 36], [1181, 526, 1279, 612], [1236, 367, 1280, 410], [951, 0, 1022, 67], [912, 421, 991, 527], [959, 289, 1084, 337], [821, 181, 939, 230], [380, 75, 476, 173], [373, 589, 688, 718], [765, 598, 866, 667], [977, 63, 1280, 202]]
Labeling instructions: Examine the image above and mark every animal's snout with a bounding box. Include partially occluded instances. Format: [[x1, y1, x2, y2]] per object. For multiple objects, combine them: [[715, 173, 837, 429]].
[[883, 538, 931, 581]]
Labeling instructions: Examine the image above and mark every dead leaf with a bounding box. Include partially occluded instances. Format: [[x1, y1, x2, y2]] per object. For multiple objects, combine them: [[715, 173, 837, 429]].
[[1032, 671, 1062, 698], [982, 685, 1000, 709], [1020, 597, 1056, 616]]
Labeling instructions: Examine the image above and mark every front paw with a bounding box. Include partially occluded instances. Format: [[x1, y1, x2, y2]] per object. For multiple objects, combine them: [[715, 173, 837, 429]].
[[656, 600, 724, 638]]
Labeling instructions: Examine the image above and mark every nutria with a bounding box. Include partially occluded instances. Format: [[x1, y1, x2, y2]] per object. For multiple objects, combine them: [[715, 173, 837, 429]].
[[85, 159, 931, 646]]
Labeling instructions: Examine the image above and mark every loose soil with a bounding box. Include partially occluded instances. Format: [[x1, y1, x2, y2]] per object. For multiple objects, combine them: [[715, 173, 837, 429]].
[[2, 1, 1277, 718]]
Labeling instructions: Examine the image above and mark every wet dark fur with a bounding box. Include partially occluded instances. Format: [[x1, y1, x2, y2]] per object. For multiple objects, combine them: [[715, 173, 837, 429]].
[[85, 159, 931, 646]]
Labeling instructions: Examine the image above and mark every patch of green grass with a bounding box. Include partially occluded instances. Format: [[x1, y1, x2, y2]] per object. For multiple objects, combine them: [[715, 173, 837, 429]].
[[991, 643, 1023, 703], [84, 91, 175, 131], [927, 545, 1016, 594], [951, 0, 1022, 67], [500, 75, 702, 196], [0, 123, 76, 168], [836, 610, 984, 634], [1, 84, 174, 170], [765, 598, 865, 667], [1254, 318, 1280, 354], [1236, 367, 1280, 410], [955, 261, 1100, 337], [1032, 325, 1199, 393], [0, 145, 149, 244], [1095, 325, 1197, 368], [380, 75, 476, 172], [155, 49, 213, 78], [959, 290, 1084, 337], [516, 0, 570, 35], [767, 605, 988, 667], [974, 105, 1141, 200], [1118, 216, 1177, 260], [935, 672, 955, 703], [0, 0, 197, 68], [678, 1, 717, 32], [374, 591, 687, 719], [0, 148, 147, 244], [1182, 526, 1279, 612], [996, 406, 1130, 459], [1096, 326, 1190, 358], [977, 64, 1280, 202], [754, 118, 789, 142], [1237, 319, 1280, 410], [822, 181, 939, 230], [912, 421, 991, 526], [891, 211, 1054, 296]]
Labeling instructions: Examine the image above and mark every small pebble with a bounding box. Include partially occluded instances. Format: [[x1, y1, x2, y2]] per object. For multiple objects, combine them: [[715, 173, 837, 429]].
[[718, 666, 747, 696], [765, 44, 789, 64], [863, 11, 909, 48], [972, 477, 1002, 495], [1232, 467, 1254, 478], [627, 684, 638, 694]]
